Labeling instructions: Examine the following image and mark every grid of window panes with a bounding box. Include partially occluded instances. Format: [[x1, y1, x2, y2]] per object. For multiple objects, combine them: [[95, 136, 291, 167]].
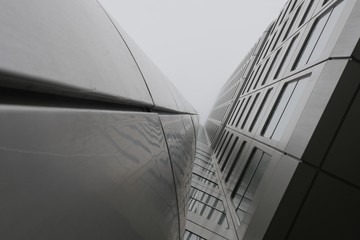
[[184, 230, 206, 240], [188, 187, 228, 228]]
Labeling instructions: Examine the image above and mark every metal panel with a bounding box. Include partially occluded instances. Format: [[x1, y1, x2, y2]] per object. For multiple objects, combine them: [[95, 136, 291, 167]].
[[0, 0, 153, 106], [323, 83, 360, 188], [109, 19, 180, 112], [288, 173, 360, 240], [160, 115, 196, 237], [0, 106, 178, 240]]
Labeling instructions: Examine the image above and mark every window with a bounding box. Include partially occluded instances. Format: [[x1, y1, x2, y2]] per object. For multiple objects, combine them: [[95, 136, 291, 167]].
[[261, 76, 309, 140], [215, 131, 229, 158], [283, 3, 302, 41], [192, 173, 219, 189], [218, 134, 233, 162], [193, 162, 215, 176], [235, 96, 252, 128], [231, 148, 271, 224], [293, 1, 345, 69], [184, 230, 206, 240], [188, 187, 228, 228], [241, 93, 260, 129], [274, 34, 299, 80], [299, 0, 314, 27], [220, 136, 239, 171], [224, 141, 247, 183], [249, 88, 272, 132], [253, 58, 269, 90], [261, 49, 281, 86]]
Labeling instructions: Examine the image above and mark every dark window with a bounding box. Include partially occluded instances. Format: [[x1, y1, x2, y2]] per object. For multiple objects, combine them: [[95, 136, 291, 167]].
[[290, 0, 298, 12], [253, 58, 269, 90], [225, 141, 247, 183], [231, 148, 271, 224], [261, 76, 309, 140], [218, 134, 234, 162], [221, 137, 239, 171], [228, 100, 240, 125], [299, 0, 314, 27], [192, 173, 219, 189], [215, 131, 229, 158], [274, 34, 299, 80], [249, 88, 272, 132], [261, 49, 281, 86], [293, 1, 345, 69], [241, 93, 260, 129], [188, 187, 228, 228], [184, 230, 206, 240], [283, 3, 302, 41], [235, 96, 252, 128], [231, 99, 245, 126]]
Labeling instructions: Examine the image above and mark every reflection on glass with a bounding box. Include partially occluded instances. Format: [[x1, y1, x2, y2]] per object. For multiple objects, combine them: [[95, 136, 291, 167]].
[[188, 186, 228, 228], [294, 11, 331, 69], [293, 1, 345, 69], [272, 79, 308, 140], [308, 1, 345, 63], [262, 76, 309, 141], [184, 230, 206, 240], [232, 148, 271, 225], [262, 81, 297, 138]]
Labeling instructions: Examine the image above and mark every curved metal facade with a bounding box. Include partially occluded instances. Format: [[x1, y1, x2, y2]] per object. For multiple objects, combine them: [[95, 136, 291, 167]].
[[0, 1, 198, 239]]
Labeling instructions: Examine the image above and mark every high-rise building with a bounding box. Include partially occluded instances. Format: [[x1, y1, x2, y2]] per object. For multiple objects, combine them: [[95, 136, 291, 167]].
[[1, 0, 360, 240], [193, 0, 360, 239]]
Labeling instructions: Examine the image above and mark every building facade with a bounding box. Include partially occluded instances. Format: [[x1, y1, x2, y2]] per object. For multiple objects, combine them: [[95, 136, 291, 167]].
[[0, 1, 198, 239], [196, 0, 360, 239]]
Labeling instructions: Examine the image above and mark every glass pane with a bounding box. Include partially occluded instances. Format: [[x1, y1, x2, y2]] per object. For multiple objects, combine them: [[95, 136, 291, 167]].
[[272, 78, 308, 140], [263, 81, 297, 138], [308, 1, 346, 63], [294, 11, 331, 69], [243, 153, 271, 201]]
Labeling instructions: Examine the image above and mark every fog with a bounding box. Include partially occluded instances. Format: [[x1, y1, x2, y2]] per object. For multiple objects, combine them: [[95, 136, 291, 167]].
[[100, 0, 287, 123]]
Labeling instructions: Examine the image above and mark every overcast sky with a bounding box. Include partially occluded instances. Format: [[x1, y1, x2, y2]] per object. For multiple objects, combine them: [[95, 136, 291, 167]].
[[99, 0, 287, 123]]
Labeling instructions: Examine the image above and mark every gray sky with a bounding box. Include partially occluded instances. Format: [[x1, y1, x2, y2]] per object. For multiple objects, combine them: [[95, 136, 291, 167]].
[[99, 0, 287, 123]]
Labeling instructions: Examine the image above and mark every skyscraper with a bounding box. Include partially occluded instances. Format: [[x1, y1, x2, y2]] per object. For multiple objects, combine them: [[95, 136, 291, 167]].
[[191, 0, 360, 239]]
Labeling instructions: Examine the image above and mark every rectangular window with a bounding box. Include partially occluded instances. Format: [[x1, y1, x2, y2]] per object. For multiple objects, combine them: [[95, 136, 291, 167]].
[[274, 34, 299, 80], [220, 136, 239, 171], [192, 173, 219, 189], [261, 76, 309, 140], [228, 101, 240, 126], [283, 3, 302, 41], [241, 93, 260, 129], [184, 230, 206, 240], [215, 131, 229, 158], [249, 88, 272, 132], [261, 49, 281, 86], [293, 1, 345, 69], [231, 99, 245, 126], [218, 134, 234, 163], [235, 96, 252, 128], [193, 162, 216, 176], [225, 141, 247, 183], [188, 187, 228, 228], [231, 148, 271, 224], [299, 0, 314, 27], [253, 58, 269, 90]]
